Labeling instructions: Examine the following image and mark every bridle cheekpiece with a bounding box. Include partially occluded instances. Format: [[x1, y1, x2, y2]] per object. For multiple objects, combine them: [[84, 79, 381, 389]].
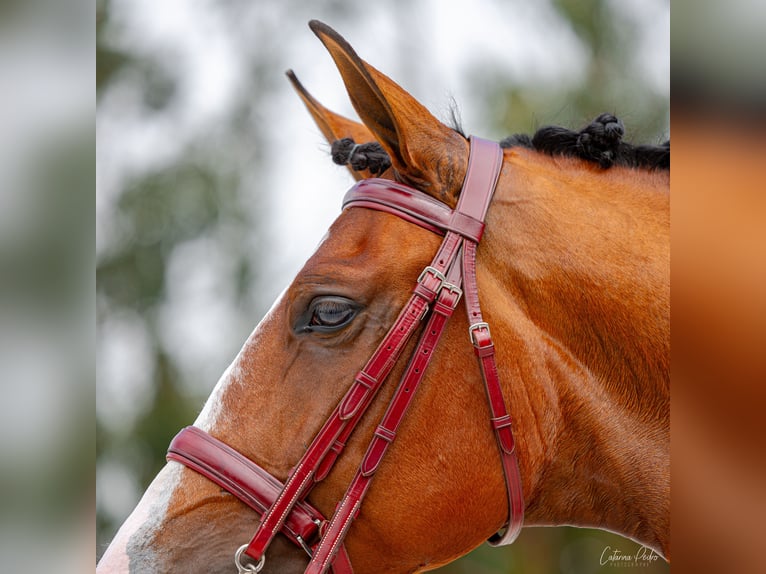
[[167, 136, 524, 573]]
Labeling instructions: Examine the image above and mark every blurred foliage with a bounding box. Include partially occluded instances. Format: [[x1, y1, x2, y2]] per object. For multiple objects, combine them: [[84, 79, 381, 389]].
[[96, 0, 267, 549], [483, 0, 668, 143], [0, 1, 93, 571], [0, 115, 95, 524], [96, 0, 668, 571]]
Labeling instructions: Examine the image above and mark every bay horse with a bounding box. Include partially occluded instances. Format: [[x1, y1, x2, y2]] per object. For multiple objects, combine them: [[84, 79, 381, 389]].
[[98, 21, 669, 574]]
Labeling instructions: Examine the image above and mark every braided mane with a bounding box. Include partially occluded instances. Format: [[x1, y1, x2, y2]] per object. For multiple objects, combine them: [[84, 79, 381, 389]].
[[331, 113, 669, 173], [500, 113, 669, 171]]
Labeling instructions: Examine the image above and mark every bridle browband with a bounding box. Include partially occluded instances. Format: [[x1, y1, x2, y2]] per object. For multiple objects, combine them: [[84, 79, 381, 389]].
[[166, 136, 524, 573]]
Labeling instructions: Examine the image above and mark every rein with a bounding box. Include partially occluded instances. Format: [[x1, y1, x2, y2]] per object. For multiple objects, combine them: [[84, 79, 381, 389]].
[[166, 136, 524, 573]]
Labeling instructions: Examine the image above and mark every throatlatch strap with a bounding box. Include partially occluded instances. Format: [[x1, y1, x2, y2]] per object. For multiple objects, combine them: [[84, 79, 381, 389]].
[[463, 241, 524, 546], [457, 138, 524, 546]]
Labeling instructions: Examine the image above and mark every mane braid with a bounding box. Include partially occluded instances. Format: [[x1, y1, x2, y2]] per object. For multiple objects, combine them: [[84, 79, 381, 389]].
[[330, 114, 669, 174], [500, 113, 669, 171]]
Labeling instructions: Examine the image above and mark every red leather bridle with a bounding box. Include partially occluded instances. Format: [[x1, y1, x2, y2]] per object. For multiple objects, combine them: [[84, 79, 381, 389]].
[[166, 136, 524, 573]]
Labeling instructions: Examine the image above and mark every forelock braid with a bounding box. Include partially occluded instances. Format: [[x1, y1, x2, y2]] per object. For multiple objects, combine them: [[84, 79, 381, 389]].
[[331, 138, 392, 175]]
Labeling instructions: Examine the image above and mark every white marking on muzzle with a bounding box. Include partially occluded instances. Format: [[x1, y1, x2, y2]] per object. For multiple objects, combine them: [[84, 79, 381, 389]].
[[97, 463, 183, 573], [99, 287, 291, 572]]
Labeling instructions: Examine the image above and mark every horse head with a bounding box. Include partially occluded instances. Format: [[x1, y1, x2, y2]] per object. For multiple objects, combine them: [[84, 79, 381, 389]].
[[98, 21, 669, 574]]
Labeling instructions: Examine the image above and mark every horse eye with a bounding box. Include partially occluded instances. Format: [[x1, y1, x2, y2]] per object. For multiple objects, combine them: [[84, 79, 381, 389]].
[[305, 296, 359, 332]]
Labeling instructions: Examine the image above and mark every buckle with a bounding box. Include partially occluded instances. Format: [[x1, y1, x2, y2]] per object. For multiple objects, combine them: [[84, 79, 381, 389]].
[[417, 266, 445, 290], [441, 282, 463, 300], [469, 322, 491, 346], [296, 535, 314, 558], [234, 545, 265, 573]]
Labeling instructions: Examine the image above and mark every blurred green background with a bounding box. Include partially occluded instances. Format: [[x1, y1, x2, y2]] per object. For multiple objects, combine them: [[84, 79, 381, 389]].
[[96, 0, 669, 571], [0, 1, 92, 572]]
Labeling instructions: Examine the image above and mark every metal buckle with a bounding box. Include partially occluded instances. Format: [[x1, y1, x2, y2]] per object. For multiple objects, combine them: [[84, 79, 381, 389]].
[[234, 545, 265, 573], [469, 322, 491, 346], [296, 535, 314, 557], [417, 266, 445, 291], [441, 282, 463, 301]]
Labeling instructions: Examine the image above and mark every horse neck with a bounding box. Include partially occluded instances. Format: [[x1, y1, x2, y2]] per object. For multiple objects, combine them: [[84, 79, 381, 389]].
[[480, 149, 670, 555]]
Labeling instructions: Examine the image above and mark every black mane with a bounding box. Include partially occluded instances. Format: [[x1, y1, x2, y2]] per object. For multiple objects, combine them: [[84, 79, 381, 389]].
[[499, 113, 669, 171], [330, 113, 669, 174]]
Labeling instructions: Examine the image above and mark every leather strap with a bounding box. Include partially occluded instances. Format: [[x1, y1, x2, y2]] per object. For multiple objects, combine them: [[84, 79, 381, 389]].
[[166, 427, 354, 572], [343, 181, 485, 242], [305, 257, 464, 573], [464, 241, 524, 546], [457, 137, 524, 546], [167, 427, 323, 544], [454, 136, 503, 222]]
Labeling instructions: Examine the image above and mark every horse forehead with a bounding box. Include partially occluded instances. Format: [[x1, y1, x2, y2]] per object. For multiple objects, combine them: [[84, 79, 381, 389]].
[[313, 207, 439, 265], [194, 286, 289, 433]]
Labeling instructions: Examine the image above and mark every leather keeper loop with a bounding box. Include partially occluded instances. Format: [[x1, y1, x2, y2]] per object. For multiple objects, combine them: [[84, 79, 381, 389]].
[[339, 376, 375, 420], [433, 300, 456, 317], [314, 439, 346, 482], [360, 436, 389, 477], [495, 425, 516, 455], [374, 425, 396, 442], [355, 370, 377, 389], [449, 211, 485, 242], [413, 282, 438, 302], [474, 343, 495, 358], [492, 414, 513, 431]]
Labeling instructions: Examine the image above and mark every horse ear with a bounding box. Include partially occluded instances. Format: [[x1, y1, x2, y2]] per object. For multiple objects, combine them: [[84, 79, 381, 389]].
[[309, 20, 468, 204], [287, 70, 391, 181]]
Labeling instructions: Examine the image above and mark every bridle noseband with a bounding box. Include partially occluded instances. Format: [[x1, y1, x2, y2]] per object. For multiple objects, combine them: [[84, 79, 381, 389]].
[[166, 136, 524, 573]]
